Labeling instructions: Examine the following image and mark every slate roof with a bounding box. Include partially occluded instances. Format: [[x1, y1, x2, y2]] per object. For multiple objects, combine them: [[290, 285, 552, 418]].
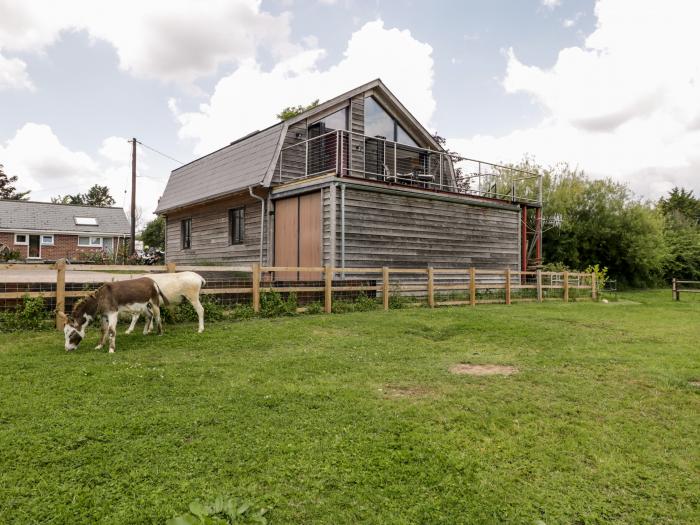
[[155, 122, 284, 213], [0, 200, 131, 235]]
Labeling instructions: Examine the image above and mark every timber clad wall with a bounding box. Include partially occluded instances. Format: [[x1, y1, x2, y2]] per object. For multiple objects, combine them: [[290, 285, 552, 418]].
[[335, 187, 519, 269], [165, 193, 267, 264]]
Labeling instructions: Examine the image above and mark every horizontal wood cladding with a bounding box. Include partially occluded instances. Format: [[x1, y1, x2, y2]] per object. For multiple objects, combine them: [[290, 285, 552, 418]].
[[165, 192, 267, 265], [337, 187, 519, 269]]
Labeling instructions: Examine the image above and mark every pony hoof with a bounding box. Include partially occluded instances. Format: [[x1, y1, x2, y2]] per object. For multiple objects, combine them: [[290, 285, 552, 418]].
[[94, 345, 103, 350], [108, 349, 115, 353]]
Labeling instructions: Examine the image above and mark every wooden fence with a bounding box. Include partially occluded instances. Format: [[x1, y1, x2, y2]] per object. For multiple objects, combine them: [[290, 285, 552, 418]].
[[0, 261, 597, 330], [672, 278, 700, 301]]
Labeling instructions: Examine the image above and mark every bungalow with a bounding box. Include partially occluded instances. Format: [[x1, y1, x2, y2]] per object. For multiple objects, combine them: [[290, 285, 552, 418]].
[[0, 200, 130, 261], [156, 79, 542, 276]]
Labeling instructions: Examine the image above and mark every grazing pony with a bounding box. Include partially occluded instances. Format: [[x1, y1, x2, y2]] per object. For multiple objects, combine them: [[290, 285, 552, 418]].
[[125, 271, 207, 334], [61, 278, 166, 353]]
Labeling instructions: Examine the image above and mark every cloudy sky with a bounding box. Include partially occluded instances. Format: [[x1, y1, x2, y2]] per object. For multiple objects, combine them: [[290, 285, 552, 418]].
[[1, 0, 699, 220]]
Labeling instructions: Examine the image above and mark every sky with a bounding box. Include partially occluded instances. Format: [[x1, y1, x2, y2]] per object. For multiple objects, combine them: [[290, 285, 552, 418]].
[[1, 0, 699, 222]]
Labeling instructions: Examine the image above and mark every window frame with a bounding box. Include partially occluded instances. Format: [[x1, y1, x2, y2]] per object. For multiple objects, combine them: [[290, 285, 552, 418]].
[[181, 218, 192, 250], [228, 207, 245, 245], [78, 236, 103, 247], [14, 233, 28, 245], [41, 234, 54, 246]]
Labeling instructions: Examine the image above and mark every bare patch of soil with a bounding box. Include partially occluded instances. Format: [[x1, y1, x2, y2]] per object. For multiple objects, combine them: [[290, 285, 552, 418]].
[[381, 385, 432, 399], [450, 364, 518, 376]]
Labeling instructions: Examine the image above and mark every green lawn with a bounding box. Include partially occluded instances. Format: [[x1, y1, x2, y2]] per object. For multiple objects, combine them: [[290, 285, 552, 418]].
[[1, 291, 698, 524]]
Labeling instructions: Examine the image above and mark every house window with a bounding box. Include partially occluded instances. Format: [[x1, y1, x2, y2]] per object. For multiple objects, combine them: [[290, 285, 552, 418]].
[[14, 233, 28, 245], [229, 207, 245, 245], [181, 219, 192, 249], [364, 96, 418, 147], [41, 235, 54, 246], [75, 217, 98, 226], [78, 236, 102, 247]]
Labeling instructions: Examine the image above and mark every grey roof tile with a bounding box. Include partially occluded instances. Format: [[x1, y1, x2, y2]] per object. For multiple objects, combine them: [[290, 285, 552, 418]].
[[155, 123, 284, 213], [0, 200, 130, 235]]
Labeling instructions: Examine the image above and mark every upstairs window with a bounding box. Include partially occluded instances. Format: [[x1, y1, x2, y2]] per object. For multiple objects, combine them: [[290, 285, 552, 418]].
[[364, 96, 418, 147], [75, 217, 98, 226], [229, 207, 245, 245], [308, 107, 348, 138], [181, 218, 191, 249]]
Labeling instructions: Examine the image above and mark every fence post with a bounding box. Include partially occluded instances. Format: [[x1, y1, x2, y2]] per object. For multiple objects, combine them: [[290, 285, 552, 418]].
[[382, 267, 390, 311], [469, 267, 476, 306], [324, 265, 333, 313], [563, 270, 569, 303], [427, 267, 435, 308], [592, 272, 597, 301], [536, 270, 543, 302], [166, 262, 176, 273], [55, 258, 66, 330], [252, 263, 260, 313], [505, 268, 511, 305]]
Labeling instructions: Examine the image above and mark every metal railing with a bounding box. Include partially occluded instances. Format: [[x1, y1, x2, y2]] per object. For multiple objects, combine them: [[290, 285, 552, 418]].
[[278, 129, 542, 204]]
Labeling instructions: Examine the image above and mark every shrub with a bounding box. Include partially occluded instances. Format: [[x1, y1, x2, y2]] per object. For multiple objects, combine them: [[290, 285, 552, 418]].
[[259, 290, 297, 317], [161, 295, 225, 324], [388, 285, 408, 309], [76, 250, 113, 265], [229, 303, 256, 321], [0, 248, 21, 262], [0, 295, 49, 331], [305, 301, 323, 315]]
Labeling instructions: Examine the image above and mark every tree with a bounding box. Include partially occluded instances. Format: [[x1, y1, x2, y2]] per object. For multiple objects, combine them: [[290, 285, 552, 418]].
[[52, 184, 115, 207], [276, 99, 319, 121], [141, 216, 165, 250], [658, 187, 700, 281], [0, 164, 30, 200]]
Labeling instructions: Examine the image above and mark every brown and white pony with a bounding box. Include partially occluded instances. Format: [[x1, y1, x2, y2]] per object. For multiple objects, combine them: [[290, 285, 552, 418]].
[[61, 278, 166, 353]]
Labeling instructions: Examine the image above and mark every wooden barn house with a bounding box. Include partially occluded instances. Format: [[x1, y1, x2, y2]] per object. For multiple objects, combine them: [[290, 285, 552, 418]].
[[156, 79, 542, 276]]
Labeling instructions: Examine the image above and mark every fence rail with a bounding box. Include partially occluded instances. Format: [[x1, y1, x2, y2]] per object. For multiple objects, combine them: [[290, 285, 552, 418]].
[[0, 261, 597, 330], [672, 278, 700, 300]]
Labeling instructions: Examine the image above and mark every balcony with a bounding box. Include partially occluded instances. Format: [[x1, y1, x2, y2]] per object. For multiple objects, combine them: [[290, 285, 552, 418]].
[[277, 130, 542, 205]]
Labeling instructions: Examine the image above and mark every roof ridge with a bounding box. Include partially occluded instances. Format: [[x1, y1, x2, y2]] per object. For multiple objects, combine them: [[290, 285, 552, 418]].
[[0, 199, 126, 210]]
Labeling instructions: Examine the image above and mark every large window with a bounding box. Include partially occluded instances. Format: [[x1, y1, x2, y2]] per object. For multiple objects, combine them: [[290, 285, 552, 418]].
[[364, 96, 418, 147], [229, 207, 245, 245], [78, 236, 103, 247], [308, 107, 348, 138], [181, 219, 191, 249]]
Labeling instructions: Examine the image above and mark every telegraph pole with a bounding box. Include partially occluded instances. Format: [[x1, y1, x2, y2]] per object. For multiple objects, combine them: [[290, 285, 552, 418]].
[[130, 138, 137, 255]]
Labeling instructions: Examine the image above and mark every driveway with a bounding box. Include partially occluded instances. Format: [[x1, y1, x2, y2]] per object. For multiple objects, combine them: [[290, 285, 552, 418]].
[[0, 268, 148, 283]]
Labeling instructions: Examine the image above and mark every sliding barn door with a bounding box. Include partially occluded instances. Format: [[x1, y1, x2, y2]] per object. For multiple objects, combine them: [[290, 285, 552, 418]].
[[274, 191, 322, 280]]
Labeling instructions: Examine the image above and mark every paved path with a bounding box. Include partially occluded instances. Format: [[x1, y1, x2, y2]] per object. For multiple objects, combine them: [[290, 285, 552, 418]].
[[0, 269, 147, 283]]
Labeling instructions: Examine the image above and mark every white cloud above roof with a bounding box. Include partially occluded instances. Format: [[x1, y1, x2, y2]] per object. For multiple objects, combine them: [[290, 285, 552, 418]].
[[0, 52, 33, 91], [0, 0, 295, 85], [172, 20, 436, 154], [448, 0, 700, 198]]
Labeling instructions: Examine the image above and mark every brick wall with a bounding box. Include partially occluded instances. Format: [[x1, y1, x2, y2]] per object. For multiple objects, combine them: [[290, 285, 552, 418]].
[[0, 232, 123, 261]]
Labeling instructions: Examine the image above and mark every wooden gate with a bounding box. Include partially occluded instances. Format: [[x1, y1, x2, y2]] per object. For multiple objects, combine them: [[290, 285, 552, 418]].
[[274, 191, 322, 280]]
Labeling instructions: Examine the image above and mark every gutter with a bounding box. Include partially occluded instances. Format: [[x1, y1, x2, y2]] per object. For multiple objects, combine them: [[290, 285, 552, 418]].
[[248, 186, 266, 265]]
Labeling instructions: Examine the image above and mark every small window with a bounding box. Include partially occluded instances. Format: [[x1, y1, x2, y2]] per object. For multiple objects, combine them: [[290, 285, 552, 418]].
[[181, 219, 192, 249], [78, 236, 102, 247], [41, 235, 54, 246], [229, 207, 245, 245], [75, 217, 98, 226], [14, 234, 28, 245]]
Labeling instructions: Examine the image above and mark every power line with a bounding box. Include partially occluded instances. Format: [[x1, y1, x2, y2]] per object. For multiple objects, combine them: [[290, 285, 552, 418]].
[[135, 140, 184, 165]]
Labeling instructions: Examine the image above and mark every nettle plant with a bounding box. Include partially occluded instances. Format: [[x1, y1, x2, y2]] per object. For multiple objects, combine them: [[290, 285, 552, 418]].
[[167, 496, 269, 525]]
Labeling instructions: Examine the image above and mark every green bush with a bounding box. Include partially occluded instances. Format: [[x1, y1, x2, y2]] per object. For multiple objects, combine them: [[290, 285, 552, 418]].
[[332, 294, 379, 314], [161, 295, 225, 324], [229, 303, 256, 321], [305, 301, 323, 315], [259, 290, 297, 317], [0, 295, 49, 331]]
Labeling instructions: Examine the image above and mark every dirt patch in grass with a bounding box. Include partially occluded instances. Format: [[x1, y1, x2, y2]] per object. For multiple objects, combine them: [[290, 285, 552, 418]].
[[689, 381, 700, 388], [381, 385, 433, 399], [450, 364, 518, 376]]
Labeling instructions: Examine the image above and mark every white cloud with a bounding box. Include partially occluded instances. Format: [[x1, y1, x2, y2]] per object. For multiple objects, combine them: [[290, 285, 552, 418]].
[[172, 20, 436, 154], [0, 124, 165, 216], [0, 0, 295, 85], [449, 0, 700, 198], [541, 0, 561, 9], [0, 53, 33, 91], [562, 18, 576, 28]]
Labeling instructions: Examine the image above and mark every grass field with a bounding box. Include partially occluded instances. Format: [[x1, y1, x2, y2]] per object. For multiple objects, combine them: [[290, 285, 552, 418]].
[[1, 291, 698, 524]]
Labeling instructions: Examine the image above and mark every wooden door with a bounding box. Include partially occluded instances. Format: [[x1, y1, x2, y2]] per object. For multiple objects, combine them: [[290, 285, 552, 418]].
[[274, 192, 322, 280], [298, 192, 322, 280]]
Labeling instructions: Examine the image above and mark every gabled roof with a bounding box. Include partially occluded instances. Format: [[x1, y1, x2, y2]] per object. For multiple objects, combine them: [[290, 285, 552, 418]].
[[0, 200, 130, 235], [155, 79, 442, 214]]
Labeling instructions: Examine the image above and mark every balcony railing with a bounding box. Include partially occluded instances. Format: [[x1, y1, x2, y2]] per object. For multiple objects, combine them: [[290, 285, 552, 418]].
[[278, 130, 541, 205]]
